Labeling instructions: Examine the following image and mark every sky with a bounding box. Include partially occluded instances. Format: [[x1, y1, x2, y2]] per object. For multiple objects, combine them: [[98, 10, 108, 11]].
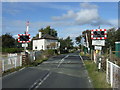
[[2, 2, 118, 44]]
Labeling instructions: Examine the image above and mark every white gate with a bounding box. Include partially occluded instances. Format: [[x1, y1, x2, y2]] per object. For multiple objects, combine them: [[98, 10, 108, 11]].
[[106, 59, 120, 89]]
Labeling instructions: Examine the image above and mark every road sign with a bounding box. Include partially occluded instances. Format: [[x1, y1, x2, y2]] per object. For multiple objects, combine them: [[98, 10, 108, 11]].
[[22, 43, 28, 47], [95, 46, 102, 50], [92, 40, 105, 46], [18, 34, 30, 43], [91, 29, 107, 40]]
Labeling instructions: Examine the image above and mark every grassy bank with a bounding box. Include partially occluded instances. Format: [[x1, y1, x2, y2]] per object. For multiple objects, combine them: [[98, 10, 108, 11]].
[[84, 60, 111, 88]]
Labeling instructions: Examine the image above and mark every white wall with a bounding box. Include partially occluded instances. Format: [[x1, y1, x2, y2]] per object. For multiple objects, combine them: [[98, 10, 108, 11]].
[[33, 39, 45, 50], [33, 39, 59, 50]]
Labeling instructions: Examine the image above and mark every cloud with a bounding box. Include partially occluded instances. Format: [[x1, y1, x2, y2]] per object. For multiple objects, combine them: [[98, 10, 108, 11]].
[[80, 2, 98, 9], [52, 2, 117, 27], [58, 26, 83, 39], [108, 19, 118, 27], [52, 10, 76, 21], [75, 9, 99, 25], [2, 2, 79, 16]]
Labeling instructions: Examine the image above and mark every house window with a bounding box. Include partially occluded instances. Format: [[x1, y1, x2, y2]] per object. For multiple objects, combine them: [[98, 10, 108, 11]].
[[42, 45, 43, 49], [35, 46, 37, 49]]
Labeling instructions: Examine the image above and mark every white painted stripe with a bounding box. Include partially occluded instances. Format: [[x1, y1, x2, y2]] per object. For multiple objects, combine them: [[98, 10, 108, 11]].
[[57, 55, 69, 68], [35, 72, 51, 88]]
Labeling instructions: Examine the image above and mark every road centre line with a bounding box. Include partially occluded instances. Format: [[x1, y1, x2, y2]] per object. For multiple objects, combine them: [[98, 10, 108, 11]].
[[29, 72, 51, 90], [35, 72, 51, 89], [57, 55, 69, 68]]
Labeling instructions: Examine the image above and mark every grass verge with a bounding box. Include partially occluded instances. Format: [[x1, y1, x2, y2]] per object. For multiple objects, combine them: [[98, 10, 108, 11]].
[[84, 60, 111, 88], [30, 58, 48, 66], [80, 52, 90, 57]]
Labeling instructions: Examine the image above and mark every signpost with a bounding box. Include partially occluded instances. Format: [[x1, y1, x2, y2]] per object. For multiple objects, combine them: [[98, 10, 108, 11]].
[[91, 29, 107, 71], [95, 46, 102, 50], [18, 21, 30, 65], [18, 21, 30, 51], [22, 43, 28, 47], [92, 40, 105, 46]]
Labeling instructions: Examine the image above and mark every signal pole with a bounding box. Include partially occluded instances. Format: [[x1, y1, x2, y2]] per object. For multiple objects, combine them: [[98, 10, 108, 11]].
[[24, 21, 29, 52], [86, 33, 90, 53], [26, 21, 29, 34]]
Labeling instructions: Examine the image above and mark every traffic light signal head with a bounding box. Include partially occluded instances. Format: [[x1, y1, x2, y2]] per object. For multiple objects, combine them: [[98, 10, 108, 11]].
[[91, 29, 107, 39], [93, 31, 105, 37], [20, 35, 29, 41], [18, 34, 30, 43]]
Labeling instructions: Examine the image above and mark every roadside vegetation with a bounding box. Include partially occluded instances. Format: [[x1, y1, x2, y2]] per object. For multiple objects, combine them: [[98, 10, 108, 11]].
[[84, 60, 111, 88]]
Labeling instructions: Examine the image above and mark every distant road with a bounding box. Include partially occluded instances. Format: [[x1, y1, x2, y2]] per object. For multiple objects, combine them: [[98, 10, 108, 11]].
[[2, 51, 93, 89]]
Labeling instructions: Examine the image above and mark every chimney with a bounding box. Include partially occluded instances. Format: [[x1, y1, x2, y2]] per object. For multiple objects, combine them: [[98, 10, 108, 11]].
[[39, 31, 42, 38]]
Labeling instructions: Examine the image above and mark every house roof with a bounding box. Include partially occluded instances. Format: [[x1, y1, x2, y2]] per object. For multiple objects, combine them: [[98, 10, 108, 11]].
[[33, 34, 58, 40]]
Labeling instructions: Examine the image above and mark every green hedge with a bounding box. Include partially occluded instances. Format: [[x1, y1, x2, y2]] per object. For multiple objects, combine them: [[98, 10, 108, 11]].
[[2, 48, 23, 53], [42, 49, 55, 57]]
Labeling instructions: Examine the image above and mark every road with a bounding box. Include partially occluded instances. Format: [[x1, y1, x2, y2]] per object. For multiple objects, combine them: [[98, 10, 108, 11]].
[[2, 51, 93, 89]]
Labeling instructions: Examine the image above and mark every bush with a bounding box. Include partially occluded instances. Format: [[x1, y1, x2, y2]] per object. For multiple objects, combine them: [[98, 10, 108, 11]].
[[42, 49, 55, 57], [2, 48, 23, 53]]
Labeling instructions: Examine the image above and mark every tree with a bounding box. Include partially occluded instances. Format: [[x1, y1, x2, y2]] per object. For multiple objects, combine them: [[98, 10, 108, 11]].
[[105, 28, 116, 51], [59, 36, 73, 53], [65, 36, 73, 50], [82, 30, 92, 49], [2, 33, 15, 48], [75, 35, 82, 48], [38, 26, 57, 37], [115, 28, 120, 41]]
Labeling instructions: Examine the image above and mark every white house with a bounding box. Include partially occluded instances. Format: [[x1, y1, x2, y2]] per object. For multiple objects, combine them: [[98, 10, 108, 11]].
[[33, 31, 60, 50]]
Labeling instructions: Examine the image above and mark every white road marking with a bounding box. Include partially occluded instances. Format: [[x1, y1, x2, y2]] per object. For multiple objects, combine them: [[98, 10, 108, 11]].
[[35, 72, 51, 89], [68, 61, 71, 63], [57, 55, 69, 68], [79, 54, 93, 88], [30, 72, 51, 90], [79, 54, 86, 67]]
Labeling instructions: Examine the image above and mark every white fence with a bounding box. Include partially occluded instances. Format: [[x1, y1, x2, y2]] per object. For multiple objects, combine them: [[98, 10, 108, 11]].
[[2, 53, 22, 72], [1, 51, 42, 72], [106, 59, 120, 89]]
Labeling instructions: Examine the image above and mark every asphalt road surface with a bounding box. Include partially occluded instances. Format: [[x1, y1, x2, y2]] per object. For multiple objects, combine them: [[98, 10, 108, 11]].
[[2, 51, 93, 89]]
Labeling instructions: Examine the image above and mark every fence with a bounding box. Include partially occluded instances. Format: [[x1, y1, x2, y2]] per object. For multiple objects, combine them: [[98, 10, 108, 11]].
[[28, 51, 42, 62], [106, 59, 120, 89], [1, 51, 43, 72], [2, 53, 22, 72]]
